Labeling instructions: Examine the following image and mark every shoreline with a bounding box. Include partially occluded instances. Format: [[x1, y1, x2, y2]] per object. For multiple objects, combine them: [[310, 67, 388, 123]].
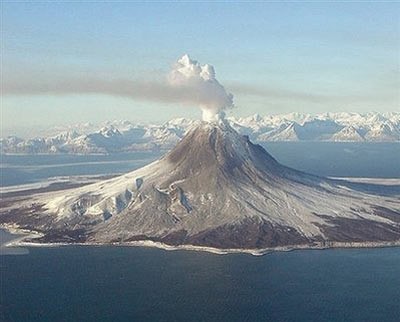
[[0, 226, 43, 247], [3, 226, 400, 256]]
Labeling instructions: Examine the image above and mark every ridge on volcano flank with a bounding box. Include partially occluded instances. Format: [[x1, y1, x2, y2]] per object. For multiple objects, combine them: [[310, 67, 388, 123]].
[[1, 120, 400, 250]]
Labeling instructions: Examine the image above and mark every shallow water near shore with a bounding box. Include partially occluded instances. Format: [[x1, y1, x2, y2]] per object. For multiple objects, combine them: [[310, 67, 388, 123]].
[[0, 229, 29, 255], [1, 245, 400, 322]]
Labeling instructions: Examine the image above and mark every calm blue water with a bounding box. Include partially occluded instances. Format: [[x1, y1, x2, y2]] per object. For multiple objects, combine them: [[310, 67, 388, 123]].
[[0, 152, 162, 187], [1, 143, 399, 187], [1, 246, 400, 322], [263, 142, 400, 178]]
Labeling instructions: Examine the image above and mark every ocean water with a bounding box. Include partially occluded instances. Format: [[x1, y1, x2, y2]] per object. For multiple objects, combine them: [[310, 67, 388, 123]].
[[1, 246, 400, 322], [1, 142, 399, 187], [263, 142, 400, 178], [1, 143, 400, 321], [0, 230, 28, 256], [0, 152, 162, 187]]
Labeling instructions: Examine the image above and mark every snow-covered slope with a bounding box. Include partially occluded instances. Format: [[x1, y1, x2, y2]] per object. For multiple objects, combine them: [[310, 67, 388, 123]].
[[330, 126, 365, 142], [1, 120, 399, 250], [1, 112, 399, 154], [257, 122, 300, 141]]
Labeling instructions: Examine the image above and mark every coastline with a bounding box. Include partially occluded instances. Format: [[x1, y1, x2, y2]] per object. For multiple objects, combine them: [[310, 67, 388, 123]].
[[0, 225, 43, 247], [3, 225, 400, 256]]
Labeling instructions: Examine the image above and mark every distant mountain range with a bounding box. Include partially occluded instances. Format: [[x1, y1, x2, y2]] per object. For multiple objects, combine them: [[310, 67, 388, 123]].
[[2, 112, 399, 154]]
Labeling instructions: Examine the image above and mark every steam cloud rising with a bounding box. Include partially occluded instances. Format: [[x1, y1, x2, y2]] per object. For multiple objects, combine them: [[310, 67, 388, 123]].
[[168, 55, 234, 121], [4, 54, 234, 122]]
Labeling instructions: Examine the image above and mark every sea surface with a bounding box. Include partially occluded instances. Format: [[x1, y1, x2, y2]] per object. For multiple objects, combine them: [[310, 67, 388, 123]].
[[1, 142, 399, 187], [0, 151, 162, 187], [1, 246, 400, 322], [264, 142, 400, 178], [1, 142, 400, 321]]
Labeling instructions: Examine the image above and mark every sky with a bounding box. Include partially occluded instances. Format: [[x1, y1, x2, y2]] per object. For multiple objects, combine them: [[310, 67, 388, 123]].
[[2, 1, 399, 136]]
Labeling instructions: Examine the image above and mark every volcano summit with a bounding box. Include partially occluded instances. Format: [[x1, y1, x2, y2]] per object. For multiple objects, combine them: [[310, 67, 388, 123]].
[[1, 119, 400, 252]]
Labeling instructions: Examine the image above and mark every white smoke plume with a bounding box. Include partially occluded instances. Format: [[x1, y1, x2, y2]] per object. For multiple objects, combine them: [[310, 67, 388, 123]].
[[168, 54, 234, 121], [3, 54, 234, 122]]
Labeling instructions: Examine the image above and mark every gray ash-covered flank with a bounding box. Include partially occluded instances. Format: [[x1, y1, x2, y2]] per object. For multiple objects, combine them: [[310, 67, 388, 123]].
[[1, 120, 399, 250]]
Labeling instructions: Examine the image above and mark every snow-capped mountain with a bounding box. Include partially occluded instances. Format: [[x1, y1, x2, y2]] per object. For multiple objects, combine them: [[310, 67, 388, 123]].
[[330, 126, 365, 142], [257, 122, 300, 141], [1, 119, 399, 250], [1, 112, 399, 154]]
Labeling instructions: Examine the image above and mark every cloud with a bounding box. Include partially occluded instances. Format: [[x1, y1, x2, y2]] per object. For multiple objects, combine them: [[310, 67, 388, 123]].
[[227, 83, 329, 103], [168, 55, 234, 121], [3, 55, 234, 122], [6, 54, 393, 117], [226, 82, 399, 108]]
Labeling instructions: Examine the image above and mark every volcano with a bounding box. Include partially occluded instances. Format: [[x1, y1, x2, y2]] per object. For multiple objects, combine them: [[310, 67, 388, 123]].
[[1, 120, 400, 252]]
